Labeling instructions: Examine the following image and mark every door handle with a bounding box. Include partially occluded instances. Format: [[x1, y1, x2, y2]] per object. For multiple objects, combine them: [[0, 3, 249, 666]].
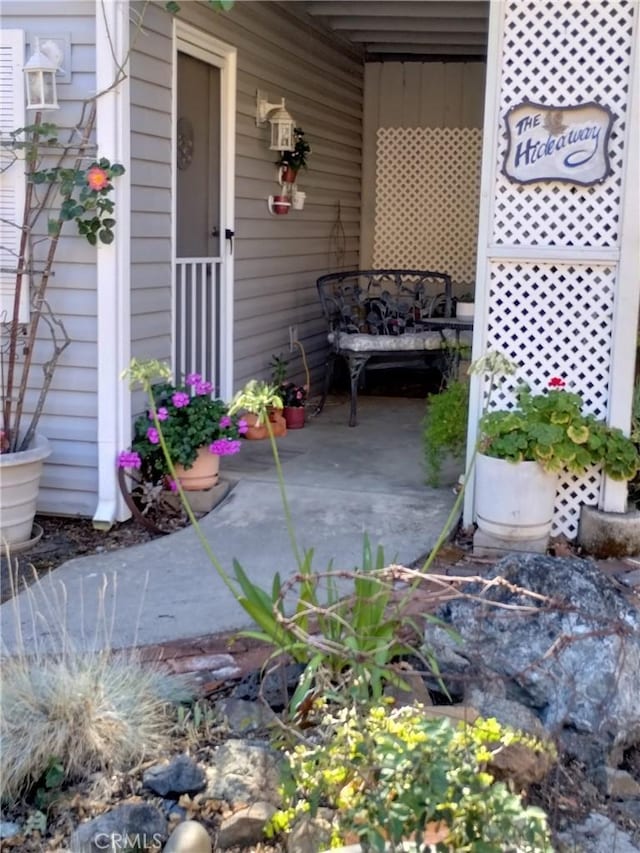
[[225, 228, 234, 254]]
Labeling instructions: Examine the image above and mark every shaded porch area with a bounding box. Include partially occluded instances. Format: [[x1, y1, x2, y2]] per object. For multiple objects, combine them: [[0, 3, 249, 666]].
[[1, 395, 460, 654]]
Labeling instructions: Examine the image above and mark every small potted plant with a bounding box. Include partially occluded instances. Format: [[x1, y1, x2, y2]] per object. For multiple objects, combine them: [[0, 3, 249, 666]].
[[271, 354, 306, 429], [276, 126, 311, 184], [455, 292, 475, 319], [475, 376, 639, 545], [230, 379, 284, 440], [278, 381, 307, 429], [118, 370, 246, 491]]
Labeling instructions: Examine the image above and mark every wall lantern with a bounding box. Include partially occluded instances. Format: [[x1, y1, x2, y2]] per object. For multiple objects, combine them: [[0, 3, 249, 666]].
[[256, 90, 295, 151], [24, 41, 63, 110]]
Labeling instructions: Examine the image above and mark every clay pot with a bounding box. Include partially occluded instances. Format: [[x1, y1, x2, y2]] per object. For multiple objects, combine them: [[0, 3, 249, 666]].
[[281, 165, 298, 184], [271, 194, 290, 215], [283, 406, 305, 429], [268, 407, 287, 437], [173, 446, 220, 490], [243, 413, 269, 440]]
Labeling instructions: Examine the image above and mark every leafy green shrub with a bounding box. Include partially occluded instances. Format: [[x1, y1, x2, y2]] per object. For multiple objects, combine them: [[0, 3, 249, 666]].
[[270, 702, 553, 853], [479, 380, 639, 479], [422, 380, 469, 486]]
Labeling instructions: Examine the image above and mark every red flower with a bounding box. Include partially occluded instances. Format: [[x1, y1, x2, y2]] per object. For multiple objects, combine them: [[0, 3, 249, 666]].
[[548, 376, 566, 388], [86, 166, 109, 191]]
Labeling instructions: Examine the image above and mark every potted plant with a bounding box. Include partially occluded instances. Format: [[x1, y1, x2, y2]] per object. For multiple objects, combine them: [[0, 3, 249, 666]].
[[230, 379, 284, 440], [271, 353, 307, 429], [1, 118, 125, 549], [422, 380, 469, 486], [118, 369, 246, 491], [278, 382, 307, 429], [276, 126, 311, 184], [475, 376, 639, 544], [455, 292, 475, 319]]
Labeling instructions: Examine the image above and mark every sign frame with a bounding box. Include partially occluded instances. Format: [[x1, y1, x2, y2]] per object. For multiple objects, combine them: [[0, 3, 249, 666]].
[[502, 100, 615, 187]]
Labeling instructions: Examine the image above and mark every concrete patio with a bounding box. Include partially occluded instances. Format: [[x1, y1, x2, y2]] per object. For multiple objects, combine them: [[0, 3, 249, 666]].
[[0, 394, 462, 655]]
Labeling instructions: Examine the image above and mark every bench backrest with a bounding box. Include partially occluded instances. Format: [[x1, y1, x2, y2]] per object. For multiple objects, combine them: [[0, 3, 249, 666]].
[[316, 269, 452, 336]]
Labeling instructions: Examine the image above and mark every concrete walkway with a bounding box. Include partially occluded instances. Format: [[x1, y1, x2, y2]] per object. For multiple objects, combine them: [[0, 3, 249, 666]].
[[0, 395, 461, 654]]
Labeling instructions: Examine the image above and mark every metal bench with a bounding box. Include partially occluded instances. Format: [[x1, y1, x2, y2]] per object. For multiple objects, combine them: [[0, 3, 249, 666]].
[[316, 268, 454, 426]]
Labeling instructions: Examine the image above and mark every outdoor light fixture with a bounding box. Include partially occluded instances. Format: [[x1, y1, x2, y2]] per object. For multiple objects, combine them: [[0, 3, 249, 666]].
[[24, 41, 63, 110], [256, 90, 295, 151]]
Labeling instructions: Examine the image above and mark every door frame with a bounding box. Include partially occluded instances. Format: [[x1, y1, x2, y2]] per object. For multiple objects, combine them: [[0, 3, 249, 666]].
[[172, 20, 236, 399]]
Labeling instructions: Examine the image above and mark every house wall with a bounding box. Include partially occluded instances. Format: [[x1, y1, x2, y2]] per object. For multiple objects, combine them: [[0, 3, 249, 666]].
[[361, 61, 486, 283], [129, 0, 364, 394], [3, 2, 99, 516]]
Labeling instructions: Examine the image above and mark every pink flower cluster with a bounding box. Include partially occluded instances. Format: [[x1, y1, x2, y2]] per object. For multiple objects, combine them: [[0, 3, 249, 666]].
[[117, 450, 142, 469], [209, 438, 241, 456]]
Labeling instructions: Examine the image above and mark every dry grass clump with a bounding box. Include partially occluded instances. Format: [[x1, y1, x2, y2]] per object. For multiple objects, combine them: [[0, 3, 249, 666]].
[[0, 649, 188, 801], [0, 565, 192, 803]]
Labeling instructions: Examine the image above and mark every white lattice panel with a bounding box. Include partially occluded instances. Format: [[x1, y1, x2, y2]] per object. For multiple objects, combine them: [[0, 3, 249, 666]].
[[493, 0, 635, 246], [485, 261, 616, 538], [374, 128, 482, 286]]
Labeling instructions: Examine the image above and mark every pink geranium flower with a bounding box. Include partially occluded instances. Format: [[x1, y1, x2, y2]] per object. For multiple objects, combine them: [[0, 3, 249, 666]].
[[117, 450, 142, 469], [172, 391, 190, 408]]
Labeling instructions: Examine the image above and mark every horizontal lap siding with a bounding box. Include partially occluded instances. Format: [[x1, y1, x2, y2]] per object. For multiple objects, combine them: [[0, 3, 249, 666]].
[[130, 1, 173, 380], [3, 4, 98, 517], [174, 1, 364, 391], [361, 61, 486, 267]]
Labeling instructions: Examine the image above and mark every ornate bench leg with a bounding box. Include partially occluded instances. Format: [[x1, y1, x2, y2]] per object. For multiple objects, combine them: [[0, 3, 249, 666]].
[[315, 351, 337, 417], [347, 354, 370, 427]]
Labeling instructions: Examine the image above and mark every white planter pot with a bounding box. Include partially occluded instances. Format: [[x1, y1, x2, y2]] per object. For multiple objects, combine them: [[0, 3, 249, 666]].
[[0, 433, 51, 549], [475, 453, 558, 541], [455, 301, 475, 319]]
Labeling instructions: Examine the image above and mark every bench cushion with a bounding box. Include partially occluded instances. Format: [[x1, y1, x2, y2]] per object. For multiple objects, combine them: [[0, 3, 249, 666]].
[[328, 329, 472, 352], [329, 330, 444, 352]]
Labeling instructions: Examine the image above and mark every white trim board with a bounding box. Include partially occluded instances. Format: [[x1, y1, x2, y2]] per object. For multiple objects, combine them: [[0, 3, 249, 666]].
[[93, 0, 131, 527]]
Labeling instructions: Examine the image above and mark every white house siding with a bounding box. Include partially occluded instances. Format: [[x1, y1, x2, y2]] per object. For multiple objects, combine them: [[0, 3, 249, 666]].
[[129, 1, 364, 394], [129, 0, 173, 384], [3, 2, 99, 516], [361, 61, 486, 280]]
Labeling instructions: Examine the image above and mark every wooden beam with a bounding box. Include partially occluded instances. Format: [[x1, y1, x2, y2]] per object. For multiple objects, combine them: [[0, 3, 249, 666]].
[[304, 1, 489, 19]]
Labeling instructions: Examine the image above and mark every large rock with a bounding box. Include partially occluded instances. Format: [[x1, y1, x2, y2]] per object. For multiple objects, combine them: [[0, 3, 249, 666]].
[[205, 739, 282, 807], [557, 813, 640, 853], [163, 820, 212, 853], [143, 754, 206, 797], [216, 801, 276, 849], [423, 555, 640, 760], [70, 803, 166, 853]]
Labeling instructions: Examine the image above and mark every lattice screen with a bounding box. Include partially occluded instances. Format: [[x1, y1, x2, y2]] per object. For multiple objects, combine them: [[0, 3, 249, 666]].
[[374, 128, 482, 287], [494, 0, 634, 247], [484, 0, 635, 538], [485, 261, 615, 538]]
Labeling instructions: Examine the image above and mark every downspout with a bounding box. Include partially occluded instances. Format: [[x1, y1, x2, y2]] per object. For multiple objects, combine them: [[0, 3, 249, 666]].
[[93, 0, 131, 528]]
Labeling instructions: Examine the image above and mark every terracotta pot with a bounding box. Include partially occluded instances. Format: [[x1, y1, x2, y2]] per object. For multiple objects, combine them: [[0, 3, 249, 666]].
[[283, 406, 305, 429], [173, 446, 220, 490], [269, 407, 287, 437], [243, 412, 269, 440], [271, 194, 290, 215], [281, 165, 298, 184]]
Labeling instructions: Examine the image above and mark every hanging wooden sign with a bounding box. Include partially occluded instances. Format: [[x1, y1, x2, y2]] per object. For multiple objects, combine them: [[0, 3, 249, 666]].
[[502, 101, 614, 186]]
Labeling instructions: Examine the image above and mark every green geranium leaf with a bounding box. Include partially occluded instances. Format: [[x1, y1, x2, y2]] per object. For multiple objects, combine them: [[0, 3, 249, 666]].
[[567, 424, 589, 444], [99, 228, 114, 245]]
